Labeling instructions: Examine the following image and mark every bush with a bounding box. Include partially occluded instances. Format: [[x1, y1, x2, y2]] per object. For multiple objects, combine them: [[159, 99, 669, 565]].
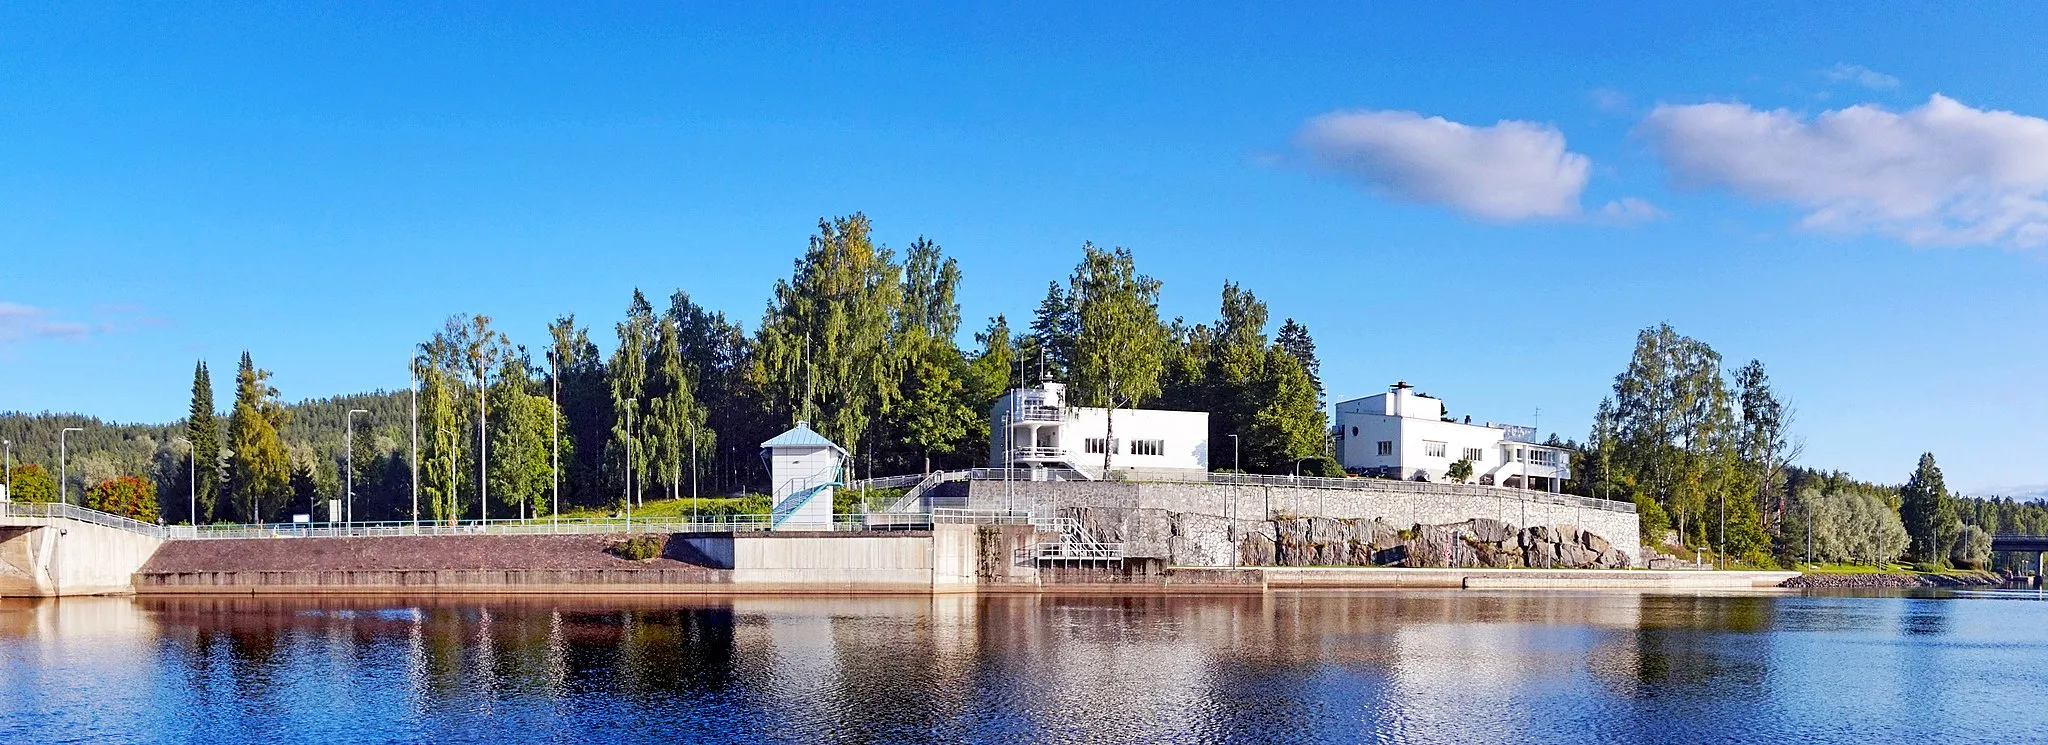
[[608, 535, 664, 561], [1445, 459, 1474, 484], [84, 475, 159, 522], [1296, 455, 1346, 478], [1634, 492, 1672, 546], [4, 464, 58, 504]]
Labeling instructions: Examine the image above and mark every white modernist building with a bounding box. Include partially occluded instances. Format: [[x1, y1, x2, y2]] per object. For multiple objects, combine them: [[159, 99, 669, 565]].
[[1334, 382, 1571, 492], [988, 381, 1209, 478], [761, 421, 844, 530]]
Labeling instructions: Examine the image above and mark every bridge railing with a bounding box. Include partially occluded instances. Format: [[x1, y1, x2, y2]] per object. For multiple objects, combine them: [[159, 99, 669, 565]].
[[0, 501, 169, 539]]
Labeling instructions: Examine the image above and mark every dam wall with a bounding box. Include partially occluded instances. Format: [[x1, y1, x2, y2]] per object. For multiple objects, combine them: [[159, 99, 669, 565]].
[[0, 519, 165, 597], [966, 478, 1642, 564]]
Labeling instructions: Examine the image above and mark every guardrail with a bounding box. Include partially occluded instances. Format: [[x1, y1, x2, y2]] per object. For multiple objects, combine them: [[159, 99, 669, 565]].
[[156, 513, 916, 540], [1, 501, 169, 539]]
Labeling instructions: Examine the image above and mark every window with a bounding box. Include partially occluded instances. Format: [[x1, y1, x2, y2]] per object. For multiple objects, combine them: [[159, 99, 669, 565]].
[[1462, 447, 1484, 462], [1350, 426, 1358, 437], [1376, 441, 1394, 456], [1085, 438, 1117, 454], [1423, 441, 1447, 458], [1529, 449, 1558, 466], [1129, 439, 1165, 456]]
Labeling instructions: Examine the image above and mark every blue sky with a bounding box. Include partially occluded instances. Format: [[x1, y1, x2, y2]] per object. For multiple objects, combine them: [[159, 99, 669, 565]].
[[4, 3, 2046, 495]]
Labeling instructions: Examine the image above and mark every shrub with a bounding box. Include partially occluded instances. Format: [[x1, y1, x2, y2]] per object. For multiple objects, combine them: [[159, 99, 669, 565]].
[[609, 535, 664, 561], [84, 475, 159, 522], [1445, 459, 1474, 484], [1634, 492, 1671, 546]]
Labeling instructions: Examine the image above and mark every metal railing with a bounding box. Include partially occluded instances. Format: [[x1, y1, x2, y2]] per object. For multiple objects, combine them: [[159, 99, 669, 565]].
[[1, 501, 170, 539], [1037, 541, 1125, 560], [1010, 405, 1063, 423], [156, 513, 919, 541]]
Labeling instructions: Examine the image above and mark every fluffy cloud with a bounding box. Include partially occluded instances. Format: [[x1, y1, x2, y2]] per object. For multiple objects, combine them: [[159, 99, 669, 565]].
[[1639, 94, 2048, 249], [1296, 109, 1590, 221]]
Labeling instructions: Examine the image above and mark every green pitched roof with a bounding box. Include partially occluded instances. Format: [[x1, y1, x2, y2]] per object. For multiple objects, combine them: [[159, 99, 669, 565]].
[[760, 421, 846, 454]]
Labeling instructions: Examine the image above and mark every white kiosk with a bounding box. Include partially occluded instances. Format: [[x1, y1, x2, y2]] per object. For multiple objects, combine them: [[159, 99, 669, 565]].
[[762, 421, 844, 531]]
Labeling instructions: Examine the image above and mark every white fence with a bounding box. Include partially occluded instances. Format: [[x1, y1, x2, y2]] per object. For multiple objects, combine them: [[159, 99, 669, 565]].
[[1, 501, 170, 539]]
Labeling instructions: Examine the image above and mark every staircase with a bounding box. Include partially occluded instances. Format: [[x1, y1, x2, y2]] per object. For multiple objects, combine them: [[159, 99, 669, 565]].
[[1029, 513, 1124, 561], [768, 465, 843, 529]]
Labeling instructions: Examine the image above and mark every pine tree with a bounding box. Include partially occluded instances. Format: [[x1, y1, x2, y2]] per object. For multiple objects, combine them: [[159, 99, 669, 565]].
[[185, 361, 221, 524]]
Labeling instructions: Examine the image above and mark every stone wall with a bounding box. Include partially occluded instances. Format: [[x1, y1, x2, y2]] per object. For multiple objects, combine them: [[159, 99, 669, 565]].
[[967, 478, 1641, 566]]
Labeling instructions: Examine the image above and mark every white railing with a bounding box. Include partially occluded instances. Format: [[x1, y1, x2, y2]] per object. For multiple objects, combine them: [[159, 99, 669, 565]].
[[156, 513, 905, 540], [930, 507, 1036, 525], [1009, 446, 1068, 460], [1, 501, 169, 539], [1037, 541, 1125, 560], [1011, 405, 1063, 423]]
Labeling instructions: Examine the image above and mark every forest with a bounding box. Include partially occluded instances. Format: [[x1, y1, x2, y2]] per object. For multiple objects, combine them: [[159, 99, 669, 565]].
[[4, 215, 2044, 573], [2, 214, 1331, 526]]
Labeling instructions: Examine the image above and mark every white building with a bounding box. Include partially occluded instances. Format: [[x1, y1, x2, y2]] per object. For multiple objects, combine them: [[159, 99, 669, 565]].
[[989, 381, 1208, 478], [1334, 382, 1571, 492], [761, 421, 844, 530]]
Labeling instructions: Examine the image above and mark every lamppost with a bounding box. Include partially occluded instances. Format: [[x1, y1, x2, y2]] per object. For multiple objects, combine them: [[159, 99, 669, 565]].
[[2, 439, 10, 504], [549, 348, 559, 528], [346, 409, 368, 527], [410, 354, 420, 533], [174, 437, 194, 528], [438, 428, 456, 527], [59, 427, 83, 506], [1229, 433, 1240, 569]]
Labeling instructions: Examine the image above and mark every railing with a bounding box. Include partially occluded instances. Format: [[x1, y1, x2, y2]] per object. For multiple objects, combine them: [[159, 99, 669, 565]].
[[159, 513, 907, 540], [1010, 405, 1063, 423], [1008, 446, 1068, 460], [930, 507, 1036, 525], [1037, 541, 1125, 560], [1, 501, 169, 539], [845, 473, 931, 492]]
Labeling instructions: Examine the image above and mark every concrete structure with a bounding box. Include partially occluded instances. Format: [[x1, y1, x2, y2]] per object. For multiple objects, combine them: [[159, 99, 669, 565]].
[[1335, 382, 1572, 491], [763, 422, 844, 531], [0, 505, 165, 597], [990, 381, 1208, 478], [964, 476, 1641, 564]]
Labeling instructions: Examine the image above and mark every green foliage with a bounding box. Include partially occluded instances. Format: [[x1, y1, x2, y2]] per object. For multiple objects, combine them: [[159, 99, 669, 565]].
[[1792, 486, 1911, 565], [1247, 349, 1327, 472], [1069, 243, 1169, 471], [1951, 523, 1992, 569], [1296, 455, 1346, 478], [608, 534, 664, 561], [5, 463, 57, 504], [609, 292, 657, 506], [225, 352, 292, 522], [1634, 491, 1672, 545], [1446, 459, 1475, 483], [84, 475, 158, 522], [1899, 452, 1954, 564], [185, 361, 222, 523], [1274, 318, 1324, 408], [748, 214, 904, 453]]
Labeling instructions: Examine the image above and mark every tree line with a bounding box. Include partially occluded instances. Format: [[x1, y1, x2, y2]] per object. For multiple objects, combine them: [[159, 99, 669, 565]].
[[1567, 322, 2035, 570], [3, 214, 1333, 524]]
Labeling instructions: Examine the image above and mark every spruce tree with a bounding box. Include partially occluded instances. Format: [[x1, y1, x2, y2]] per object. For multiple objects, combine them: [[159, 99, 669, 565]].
[[1275, 318, 1324, 407], [1899, 452, 1954, 565], [1027, 281, 1076, 380], [185, 361, 221, 524], [224, 351, 291, 522]]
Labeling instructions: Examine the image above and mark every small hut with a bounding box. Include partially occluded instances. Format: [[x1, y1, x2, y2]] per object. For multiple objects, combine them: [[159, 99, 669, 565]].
[[760, 421, 845, 531]]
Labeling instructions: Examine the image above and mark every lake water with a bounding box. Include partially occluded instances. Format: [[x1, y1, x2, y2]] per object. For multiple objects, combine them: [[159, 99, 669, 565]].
[[3, 589, 2045, 744]]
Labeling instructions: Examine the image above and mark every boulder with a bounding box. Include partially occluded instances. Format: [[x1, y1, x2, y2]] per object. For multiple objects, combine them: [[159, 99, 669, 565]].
[[1470, 517, 1514, 544], [1583, 532, 1612, 555]]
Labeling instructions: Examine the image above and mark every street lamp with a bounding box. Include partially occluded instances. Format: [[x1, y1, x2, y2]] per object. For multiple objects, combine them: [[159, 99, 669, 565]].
[[59, 427, 83, 506], [3, 439, 11, 504], [437, 428, 456, 527], [549, 348, 559, 528], [1228, 433, 1240, 568], [346, 409, 369, 528], [174, 437, 194, 527]]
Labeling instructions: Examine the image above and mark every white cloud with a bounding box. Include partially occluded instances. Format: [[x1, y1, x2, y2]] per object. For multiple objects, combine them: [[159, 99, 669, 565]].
[[1639, 94, 2048, 249], [1599, 197, 1666, 224], [0, 302, 116, 344], [1296, 109, 1591, 221], [1821, 63, 1900, 90]]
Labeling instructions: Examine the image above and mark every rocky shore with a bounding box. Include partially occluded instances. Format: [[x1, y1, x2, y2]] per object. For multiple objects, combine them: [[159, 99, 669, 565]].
[[1780, 571, 2011, 589]]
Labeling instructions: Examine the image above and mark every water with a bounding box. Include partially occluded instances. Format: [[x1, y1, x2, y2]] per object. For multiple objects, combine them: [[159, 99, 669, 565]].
[[3, 589, 2045, 744]]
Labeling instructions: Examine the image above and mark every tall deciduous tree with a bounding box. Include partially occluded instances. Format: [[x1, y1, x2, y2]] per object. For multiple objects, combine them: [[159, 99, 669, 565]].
[[5, 464, 57, 504], [748, 214, 904, 452], [85, 476, 159, 522], [225, 351, 291, 522], [547, 315, 610, 508], [185, 361, 221, 523], [609, 292, 657, 506], [1734, 359, 1797, 536], [645, 317, 707, 501], [1247, 348, 1327, 472], [1068, 243, 1167, 472]]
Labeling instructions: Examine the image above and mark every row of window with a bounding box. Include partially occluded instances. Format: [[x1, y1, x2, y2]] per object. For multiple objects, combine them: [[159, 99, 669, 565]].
[[1083, 438, 1168, 456], [1371, 440, 1560, 466]]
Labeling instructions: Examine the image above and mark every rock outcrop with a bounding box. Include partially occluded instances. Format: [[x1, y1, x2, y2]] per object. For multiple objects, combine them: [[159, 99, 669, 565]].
[[1061, 507, 1634, 569]]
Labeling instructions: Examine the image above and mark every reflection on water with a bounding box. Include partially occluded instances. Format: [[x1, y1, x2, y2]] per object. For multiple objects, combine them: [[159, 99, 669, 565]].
[[2, 590, 2045, 744]]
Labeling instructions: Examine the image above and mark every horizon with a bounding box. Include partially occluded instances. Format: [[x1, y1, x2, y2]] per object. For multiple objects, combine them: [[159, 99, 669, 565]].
[[5, 3, 2047, 497]]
